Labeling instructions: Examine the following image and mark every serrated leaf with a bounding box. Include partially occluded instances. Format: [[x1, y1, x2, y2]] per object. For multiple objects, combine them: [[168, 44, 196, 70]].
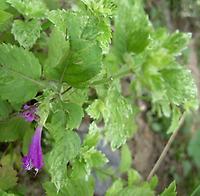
[[120, 144, 132, 173], [0, 10, 12, 32], [0, 117, 29, 142], [47, 111, 81, 191], [47, 10, 67, 33], [0, 44, 42, 104], [12, 19, 41, 49], [44, 178, 94, 196], [160, 67, 198, 110], [103, 87, 137, 149], [86, 99, 105, 120], [160, 181, 177, 196], [113, 0, 151, 60], [163, 31, 191, 55], [83, 147, 108, 169], [47, 131, 81, 190], [167, 106, 181, 134], [63, 102, 84, 129], [0, 165, 17, 191], [7, 0, 48, 18]]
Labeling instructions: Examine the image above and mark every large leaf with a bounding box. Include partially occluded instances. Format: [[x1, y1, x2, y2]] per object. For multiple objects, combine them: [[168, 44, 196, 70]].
[[0, 44, 42, 104]]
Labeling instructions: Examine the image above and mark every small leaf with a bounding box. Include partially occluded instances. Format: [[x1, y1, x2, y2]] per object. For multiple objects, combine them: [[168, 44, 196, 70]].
[[167, 106, 181, 134], [106, 179, 123, 196], [64, 102, 84, 129], [119, 144, 132, 173], [160, 181, 177, 196], [7, 0, 48, 18], [12, 19, 41, 49], [0, 44, 42, 104]]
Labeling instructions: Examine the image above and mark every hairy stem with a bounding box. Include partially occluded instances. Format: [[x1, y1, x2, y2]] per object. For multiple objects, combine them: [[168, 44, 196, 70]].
[[147, 113, 185, 181]]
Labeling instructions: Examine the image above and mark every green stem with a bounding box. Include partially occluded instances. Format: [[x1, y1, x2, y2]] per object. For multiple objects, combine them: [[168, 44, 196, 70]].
[[91, 67, 132, 86]]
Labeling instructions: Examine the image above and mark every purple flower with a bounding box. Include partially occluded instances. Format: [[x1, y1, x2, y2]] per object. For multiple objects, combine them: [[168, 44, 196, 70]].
[[21, 104, 37, 122], [22, 126, 44, 173]]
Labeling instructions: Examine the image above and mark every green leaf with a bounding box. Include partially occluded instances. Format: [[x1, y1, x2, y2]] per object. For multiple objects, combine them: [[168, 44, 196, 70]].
[[0, 10, 12, 32], [7, 0, 48, 18], [0, 44, 42, 104], [86, 99, 105, 120], [83, 122, 100, 148], [113, 0, 151, 60], [44, 178, 94, 196], [160, 67, 198, 110], [47, 9, 67, 33], [0, 165, 17, 191], [167, 106, 181, 134], [0, 0, 9, 10], [0, 100, 12, 119], [64, 39, 102, 86], [83, 147, 108, 170], [12, 19, 41, 49], [106, 179, 124, 196], [191, 184, 200, 196], [63, 102, 84, 130], [163, 31, 191, 54], [44, 27, 69, 79], [47, 111, 81, 191], [0, 117, 29, 142], [127, 169, 141, 186], [103, 86, 137, 149], [160, 181, 177, 196], [119, 144, 132, 173], [118, 186, 154, 196]]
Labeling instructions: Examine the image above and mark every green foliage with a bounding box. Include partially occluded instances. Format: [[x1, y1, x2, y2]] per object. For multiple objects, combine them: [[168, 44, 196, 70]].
[[0, 0, 198, 195], [0, 44, 42, 104], [7, 0, 48, 18], [46, 111, 81, 190], [12, 19, 41, 49], [119, 144, 132, 173], [103, 86, 137, 149], [0, 165, 17, 191], [0, 117, 30, 142], [0, 10, 12, 32]]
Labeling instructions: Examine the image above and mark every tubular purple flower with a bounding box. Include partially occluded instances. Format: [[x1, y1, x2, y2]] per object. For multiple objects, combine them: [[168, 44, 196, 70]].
[[21, 104, 37, 122], [22, 126, 44, 172]]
